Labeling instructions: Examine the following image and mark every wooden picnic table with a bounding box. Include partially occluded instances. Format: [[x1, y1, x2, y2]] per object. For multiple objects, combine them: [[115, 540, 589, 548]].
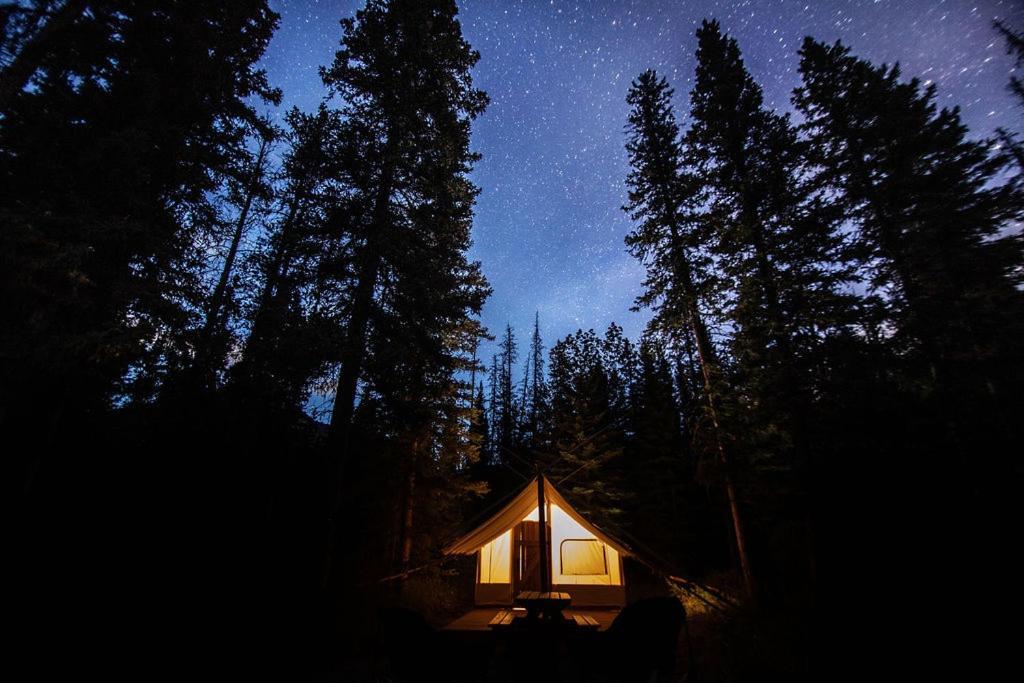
[[487, 605, 601, 631], [514, 590, 572, 621], [485, 592, 606, 632]]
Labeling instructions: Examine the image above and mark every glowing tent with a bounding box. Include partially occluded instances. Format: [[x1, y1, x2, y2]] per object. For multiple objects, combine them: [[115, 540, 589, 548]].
[[445, 475, 630, 607]]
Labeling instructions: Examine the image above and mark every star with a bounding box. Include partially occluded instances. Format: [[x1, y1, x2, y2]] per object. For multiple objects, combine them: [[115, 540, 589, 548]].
[[261, 0, 1024, 361]]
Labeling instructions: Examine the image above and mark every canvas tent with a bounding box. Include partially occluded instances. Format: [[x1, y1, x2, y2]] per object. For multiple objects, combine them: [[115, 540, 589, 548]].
[[445, 475, 631, 607]]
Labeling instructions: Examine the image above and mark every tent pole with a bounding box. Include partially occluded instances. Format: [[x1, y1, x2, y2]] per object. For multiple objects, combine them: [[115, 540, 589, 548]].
[[537, 474, 550, 593]]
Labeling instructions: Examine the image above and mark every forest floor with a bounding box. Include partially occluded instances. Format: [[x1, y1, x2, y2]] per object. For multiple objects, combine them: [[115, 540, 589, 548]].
[[317, 567, 807, 681], [319, 608, 807, 682]]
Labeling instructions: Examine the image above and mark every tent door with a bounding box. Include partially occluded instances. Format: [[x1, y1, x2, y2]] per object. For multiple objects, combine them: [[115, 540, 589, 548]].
[[513, 520, 546, 593]]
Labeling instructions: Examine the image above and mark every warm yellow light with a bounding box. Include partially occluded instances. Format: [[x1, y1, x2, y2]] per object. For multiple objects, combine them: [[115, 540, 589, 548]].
[[515, 503, 623, 586], [478, 530, 511, 583]]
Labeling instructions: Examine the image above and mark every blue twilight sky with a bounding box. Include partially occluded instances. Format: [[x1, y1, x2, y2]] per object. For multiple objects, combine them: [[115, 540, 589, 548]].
[[260, 0, 1024, 379]]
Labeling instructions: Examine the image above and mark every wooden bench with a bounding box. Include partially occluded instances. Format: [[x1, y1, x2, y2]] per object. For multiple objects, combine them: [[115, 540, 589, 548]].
[[571, 613, 600, 630], [488, 609, 517, 629]]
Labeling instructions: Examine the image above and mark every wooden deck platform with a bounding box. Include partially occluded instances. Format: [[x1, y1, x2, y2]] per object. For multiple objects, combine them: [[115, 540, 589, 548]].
[[442, 607, 620, 632]]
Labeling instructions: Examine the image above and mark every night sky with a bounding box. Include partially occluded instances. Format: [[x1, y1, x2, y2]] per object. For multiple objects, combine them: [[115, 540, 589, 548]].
[[261, 0, 1024, 369]]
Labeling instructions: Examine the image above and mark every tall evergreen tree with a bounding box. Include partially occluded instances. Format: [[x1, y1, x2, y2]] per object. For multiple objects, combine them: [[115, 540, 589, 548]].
[[545, 328, 626, 523], [795, 38, 1024, 404], [686, 21, 853, 403], [624, 67, 755, 596], [994, 21, 1024, 169], [469, 381, 491, 469], [520, 312, 550, 455], [682, 23, 856, 603], [628, 339, 689, 566], [995, 20, 1024, 105], [0, 0, 281, 484], [488, 353, 500, 460], [794, 37, 1024, 668], [321, 0, 488, 477], [319, 0, 489, 586], [495, 323, 519, 461], [231, 105, 347, 409], [190, 120, 279, 389]]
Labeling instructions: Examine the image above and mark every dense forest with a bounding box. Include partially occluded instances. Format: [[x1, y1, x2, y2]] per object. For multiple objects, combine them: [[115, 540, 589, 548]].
[[5, 1, 1023, 679]]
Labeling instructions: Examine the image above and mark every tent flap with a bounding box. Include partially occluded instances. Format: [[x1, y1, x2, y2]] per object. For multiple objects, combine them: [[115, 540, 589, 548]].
[[542, 479, 632, 557], [444, 478, 542, 554], [443, 476, 633, 557]]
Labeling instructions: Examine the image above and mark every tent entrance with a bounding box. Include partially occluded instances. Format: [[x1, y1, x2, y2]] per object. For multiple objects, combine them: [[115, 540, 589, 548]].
[[513, 520, 547, 593], [449, 476, 629, 607]]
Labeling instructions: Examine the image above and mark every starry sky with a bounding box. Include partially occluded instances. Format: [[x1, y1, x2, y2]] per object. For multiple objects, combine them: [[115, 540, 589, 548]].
[[261, 0, 1024, 367]]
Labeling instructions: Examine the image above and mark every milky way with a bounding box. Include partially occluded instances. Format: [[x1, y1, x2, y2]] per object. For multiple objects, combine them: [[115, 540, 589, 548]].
[[261, 0, 1024, 366]]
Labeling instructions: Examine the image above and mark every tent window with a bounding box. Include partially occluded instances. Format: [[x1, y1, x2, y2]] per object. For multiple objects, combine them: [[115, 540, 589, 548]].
[[560, 539, 607, 576], [479, 531, 511, 583]]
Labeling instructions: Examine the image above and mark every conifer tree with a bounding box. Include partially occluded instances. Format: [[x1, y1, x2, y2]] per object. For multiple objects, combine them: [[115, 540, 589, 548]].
[[795, 38, 1024, 398], [629, 339, 689, 564], [319, 0, 489, 585], [321, 0, 488, 473], [495, 324, 519, 460], [682, 25, 856, 593], [231, 105, 346, 409], [469, 381, 491, 468], [994, 21, 1024, 169], [624, 67, 755, 596], [994, 20, 1024, 105], [687, 20, 854, 418], [191, 121, 279, 388], [0, 0, 281, 484], [601, 322, 639, 424], [794, 38, 1024, 652], [488, 354, 500, 460], [520, 312, 550, 454], [546, 329, 625, 523]]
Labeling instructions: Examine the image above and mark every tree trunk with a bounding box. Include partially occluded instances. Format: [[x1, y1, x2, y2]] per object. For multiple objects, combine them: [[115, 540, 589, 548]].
[[399, 465, 416, 576], [469, 338, 478, 412], [327, 153, 394, 443], [203, 137, 270, 340], [686, 294, 756, 600], [669, 223, 756, 601], [242, 191, 304, 365], [193, 137, 271, 383], [322, 145, 396, 589]]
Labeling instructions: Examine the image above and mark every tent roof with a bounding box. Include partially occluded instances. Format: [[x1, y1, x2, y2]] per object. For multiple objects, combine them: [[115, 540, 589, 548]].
[[444, 475, 632, 557]]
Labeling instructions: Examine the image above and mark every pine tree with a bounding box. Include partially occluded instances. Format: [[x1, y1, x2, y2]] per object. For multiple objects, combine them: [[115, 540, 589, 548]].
[[488, 353, 500, 460], [629, 339, 689, 565], [994, 21, 1024, 170], [322, 0, 488, 473], [601, 322, 639, 425], [624, 67, 755, 596], [191, 120, 279, 388], [319, 0, 490, 585], [794, 38, 1024, 656], [795, 38, 1024, 398], [545, 329, 625, 523], [0, 1, 281, 486], [688, 20, 854, 377], [520, 312, 550, 455], [357, 140, 490, 576], [683, 24, 856, 597], [231, 105, 346, 409], [469, 381, 492, 468], [495, 323, 519, 461], [995, 20, 1024, 105]]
